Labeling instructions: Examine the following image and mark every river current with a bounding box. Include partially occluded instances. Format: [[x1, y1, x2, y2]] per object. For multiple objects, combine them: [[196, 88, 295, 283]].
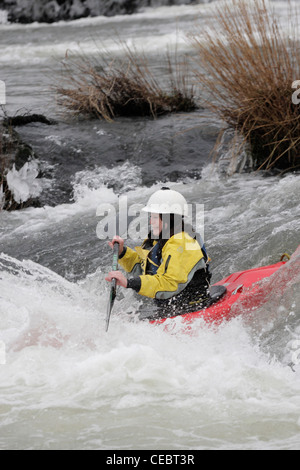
[[0, 1, 300, 450]]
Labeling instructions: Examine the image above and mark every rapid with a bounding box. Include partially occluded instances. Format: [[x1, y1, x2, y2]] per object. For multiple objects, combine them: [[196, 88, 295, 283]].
[[0, 1, 300, 450]]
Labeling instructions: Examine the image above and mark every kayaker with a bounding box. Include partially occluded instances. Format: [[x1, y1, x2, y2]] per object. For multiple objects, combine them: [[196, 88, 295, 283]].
[[105, 187, 212, 318]]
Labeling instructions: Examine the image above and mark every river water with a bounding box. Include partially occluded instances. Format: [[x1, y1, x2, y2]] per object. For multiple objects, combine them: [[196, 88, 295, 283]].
[[0, 1, 300, 451]]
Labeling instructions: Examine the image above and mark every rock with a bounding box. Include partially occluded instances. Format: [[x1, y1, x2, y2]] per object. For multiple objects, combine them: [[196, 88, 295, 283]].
[[0, 120, 41, 210], [0, 0, 210, 24], [3, 114, 57, 127], [215, 128, 255, 176]]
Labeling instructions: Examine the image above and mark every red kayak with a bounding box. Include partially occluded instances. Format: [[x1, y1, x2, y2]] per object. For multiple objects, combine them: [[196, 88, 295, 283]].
[[150, 258, 288, 329]]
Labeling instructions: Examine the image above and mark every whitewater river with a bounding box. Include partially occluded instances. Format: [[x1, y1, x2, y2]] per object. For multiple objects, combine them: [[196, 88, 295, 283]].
[[0, 1, 300, 450]]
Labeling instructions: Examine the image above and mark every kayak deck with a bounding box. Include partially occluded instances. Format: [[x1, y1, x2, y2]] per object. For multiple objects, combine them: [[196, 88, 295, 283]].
[[150, 261, 285, 327]]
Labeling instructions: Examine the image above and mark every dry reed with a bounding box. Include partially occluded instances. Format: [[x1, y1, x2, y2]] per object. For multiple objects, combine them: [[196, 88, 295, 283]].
[[190, 0, 300, 172], [55, 43, 197, 121]]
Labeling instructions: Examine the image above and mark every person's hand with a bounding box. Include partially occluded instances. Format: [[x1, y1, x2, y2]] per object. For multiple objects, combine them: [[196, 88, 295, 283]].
[[105, 270, 128, 288], [108, 235, 124, 256]]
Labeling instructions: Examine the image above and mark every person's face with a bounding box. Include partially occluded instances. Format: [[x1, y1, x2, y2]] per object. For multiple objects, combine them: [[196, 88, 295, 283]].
[[150, 213, 163, 237]]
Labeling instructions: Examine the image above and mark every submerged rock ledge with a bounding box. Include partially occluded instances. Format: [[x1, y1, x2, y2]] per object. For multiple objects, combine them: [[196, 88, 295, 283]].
[[0, 0, 210, 24], [0, 114, 55, 210]]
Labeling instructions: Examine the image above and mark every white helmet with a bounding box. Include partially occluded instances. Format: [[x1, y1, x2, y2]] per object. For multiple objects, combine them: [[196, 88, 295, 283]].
[[142, 187, 189, 216]]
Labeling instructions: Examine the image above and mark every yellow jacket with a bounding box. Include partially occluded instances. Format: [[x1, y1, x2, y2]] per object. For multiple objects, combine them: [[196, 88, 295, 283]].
[[118, 232, 207, 300]]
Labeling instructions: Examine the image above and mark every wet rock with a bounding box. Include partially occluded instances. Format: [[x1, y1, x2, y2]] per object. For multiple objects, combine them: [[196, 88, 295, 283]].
[[0, 0, 210, 24], [0, 120, 42, 210], [215, 128, 255, 176], [3, 114, 57, 127]]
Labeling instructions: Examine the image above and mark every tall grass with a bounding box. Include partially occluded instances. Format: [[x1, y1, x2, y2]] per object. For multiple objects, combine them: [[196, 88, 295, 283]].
[[56, 43, 197, 121], [191, 0, 300, 172]]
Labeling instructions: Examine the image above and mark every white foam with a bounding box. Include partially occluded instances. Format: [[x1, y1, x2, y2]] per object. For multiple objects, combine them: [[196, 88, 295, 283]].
[[5, 160, 44, 204], [0, 161, 145, 237], [0, 252, 299, 449]]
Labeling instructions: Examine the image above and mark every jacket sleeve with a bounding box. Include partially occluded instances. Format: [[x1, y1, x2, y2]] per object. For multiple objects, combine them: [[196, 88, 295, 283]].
[[118, 247, 143, 275], [138, 235, 206, 300]]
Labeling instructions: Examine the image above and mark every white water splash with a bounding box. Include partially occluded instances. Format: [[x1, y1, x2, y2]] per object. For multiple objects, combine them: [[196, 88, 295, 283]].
[[0, 250, 299, 449], [6, 160, 43, 204]]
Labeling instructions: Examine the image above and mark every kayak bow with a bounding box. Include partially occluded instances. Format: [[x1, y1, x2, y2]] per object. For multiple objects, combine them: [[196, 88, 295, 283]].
[[150, 259, 286, 328]]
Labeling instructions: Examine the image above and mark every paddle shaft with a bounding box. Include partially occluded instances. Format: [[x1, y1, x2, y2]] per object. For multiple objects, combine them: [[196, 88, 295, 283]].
[[105, 242, 120, 332]]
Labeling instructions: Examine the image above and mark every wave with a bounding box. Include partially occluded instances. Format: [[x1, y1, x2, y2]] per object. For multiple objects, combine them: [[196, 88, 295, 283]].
[[0, 253, 101, 350], [242, 245, 300, 369], [1, 244, 299, 362], [0, 250, 300, 450]]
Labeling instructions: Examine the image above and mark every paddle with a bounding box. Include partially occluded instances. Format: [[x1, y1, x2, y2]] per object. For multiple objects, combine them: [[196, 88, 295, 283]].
[[105, 242, 120, 332]]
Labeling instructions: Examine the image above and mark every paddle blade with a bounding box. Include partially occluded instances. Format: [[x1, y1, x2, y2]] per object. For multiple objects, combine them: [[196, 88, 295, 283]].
[[106, 278, 117, 332], [105, 242, 119, 332]]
